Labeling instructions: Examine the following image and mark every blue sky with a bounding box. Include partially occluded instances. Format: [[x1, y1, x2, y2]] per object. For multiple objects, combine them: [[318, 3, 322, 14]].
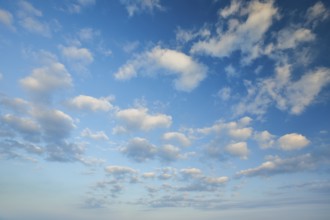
[[0, 0, 330, 219]]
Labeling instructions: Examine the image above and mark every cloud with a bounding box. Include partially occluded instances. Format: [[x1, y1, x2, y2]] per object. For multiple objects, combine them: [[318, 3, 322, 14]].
[[217, 87, 231, 101], [0, 8, 15, 30], [45, 141, 85, 162], [162, 132, 191, 147], [235, 66, 330, 116], [278, 133, 310, 151], [306, 1, 330, 27], [20, 62, 72, 102], [254, 130, 275, 149], [121, 137, 157, 162], [120, 0, 163, 17], [157, 144, 181, 163], [17, 1, 51, 37], [114, 46, 207, 92], [67, 0, 96, 14], [61, 46, 93, 63], [224, 64, 238, 78], [78, 27, 100, 41], [225, 142, 249, 159], [275, 27, 315, 50], [191, 0, 278, 64], [81, 128, 109, 141], [105, 165, 137, 180], [180, 168, 202, 179], [114, 107, 172, 132], [236, 154, 315, 177], [68, 95, 113, 112]]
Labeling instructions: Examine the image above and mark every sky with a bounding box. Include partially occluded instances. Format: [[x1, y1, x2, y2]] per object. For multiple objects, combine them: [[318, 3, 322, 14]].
[[0, 0, 330, 219]]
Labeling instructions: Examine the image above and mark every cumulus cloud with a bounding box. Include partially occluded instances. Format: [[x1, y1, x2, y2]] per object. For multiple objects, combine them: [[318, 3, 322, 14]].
[[254, 130, 275, 149], [306, 1, 330, 27], [158, 144, 181, 163], [114, 107, 172, 132], [235, 66, 330, 116], [275, 27, 315, 50], [225, 142, 249, 159], [120, 0, 163, 17], [162, 132, 191, 147], [0, 8, 15, 30], [60, 46, 93, 64], [20, 62, 72, 102], [81, 128, 109, 141], [180, 168, 202, 179], [114, 46, 207, 92], [17, 1, 51, 37], [68, 95, 113, 112], [278, 133, 310, 151], [191, 0, 278, 64], [78, 27, 100, 41], [121, 137, 157, 162], [236, 154, 315, 177], [217, 87, 231, 101]]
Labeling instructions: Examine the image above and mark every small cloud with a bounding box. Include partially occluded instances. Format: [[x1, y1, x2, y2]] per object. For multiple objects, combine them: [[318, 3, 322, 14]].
[[254, 130, 276, 149], [114, 46, 207, 92], [306, 1, 330, 27], [278, 133, 310, 151], [157, 144, 181, 163], [114, 107, 172, 132], [68, 95, 113, 112], [162, 131, 191, 147], [78, 27, 100, 41], [217, 87, 231, 101], [0, 8, 15, 30], [81, 128, 109, 141], [121, 137, 157, 163], [120, 0, 164, 17], [225, 142, 249, 160]]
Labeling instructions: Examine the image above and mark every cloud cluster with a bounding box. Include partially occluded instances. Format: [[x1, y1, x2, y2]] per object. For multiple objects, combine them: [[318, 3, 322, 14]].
[[120, 0, 163, 17], [114, 46, 207, 92], [68, 95, 113, 112]]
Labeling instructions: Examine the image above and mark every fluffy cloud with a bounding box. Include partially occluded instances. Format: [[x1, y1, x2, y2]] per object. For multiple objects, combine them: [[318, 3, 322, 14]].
[[180, 168, 202, 179], [235, 66, 330, 116], [121, 137, 157, 162], [162, 132, 191, 147], [225, 142, 249, 159], [306, 1, 330, 27], [114, 46, 207, 92], [114, 107, 172, 132], [68, 95, 113, 112], [217, 87, 231, 101], [60, 46, 93, 64], [254, 130, 275, 149], [278, 133, 310, 151], [20, 62, 72, 102], [0, 8, 14, 30], [158, 144, 181, 163], [236, 154, 315, 177], [191, 0, 278, 64], [81, 128, 109, 141], [78, 27, 100, 41], [275, 27, 315, 50], [120, 0, 163, 17], [17, 1, 51, 37]]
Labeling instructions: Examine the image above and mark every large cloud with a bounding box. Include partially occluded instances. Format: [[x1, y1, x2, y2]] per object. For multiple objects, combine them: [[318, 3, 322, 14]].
[[114, 107, 172, 132], [278, 133, 310, 151], [114, 46, 207, 92]]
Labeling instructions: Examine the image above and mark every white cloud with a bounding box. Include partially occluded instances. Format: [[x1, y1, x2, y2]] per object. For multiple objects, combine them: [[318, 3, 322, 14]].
[[78, 27, 100, 41], [81, 128, 109, 141], [142, 172, 156, 178], [105, 165, 137, 176], [236, 154, 315, 177], [67, 0, 96, 14], [180, 168, 202, 179], [120, 0, 163, 17], [17, 1, 51, 37], [205, 176, 229, 184], [1, 114, 40, 138], [114, 46, 207, 92], [0, 8, 15, 30], [121, 137, 157, 163], [224, 64, 238, 78], [225, 142, 249, 159], [115, 107, 172, 132], [20, 62, 72, 102], [276, 27, 315, 50], [278, 133, 310, 151], [158, 144, 181, 162], [217, 87, 231, 101], [68, 95, 113, 112], [254, 130, 275, 149], [219, 0, 240, 18], [306, 1, 330, 27], [162, 132, 191, 147], [60, 46, 93, 64], [228, 127, 253, 140], [191, 0, 278, 64], [235, 66, 330, 116]]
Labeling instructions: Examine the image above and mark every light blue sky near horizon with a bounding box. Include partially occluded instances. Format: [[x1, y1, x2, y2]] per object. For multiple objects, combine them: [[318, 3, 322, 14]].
[[0, 0, 330, 219]]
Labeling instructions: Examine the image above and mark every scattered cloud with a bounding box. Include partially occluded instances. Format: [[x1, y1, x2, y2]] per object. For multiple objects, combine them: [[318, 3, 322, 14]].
[[60, 45, 94, 72], [217, 87, 231, 101], [17, 1, 51, 37], [275, 27, 315, 50], [114, 46, 208, 92], [225, 142, 249, 160], [157, 144, 181, 163], [78, 27, 100, 41], [81, 128, 109, 141], [66, 0, 96, 14], [236, 154, 315, 177], [306, 1, 330, 27], [121, 137, 157, 163], [278, 133, 310, 151], [20, 62, 72, 102], [0, 8, 15, 30], [162, 131, 191, 147], [68, 95, 113, 112], [191, 0, 278, 64], [114, 107, 172, 133], [120, 0, 163, 17], [254, 130, 275, 149]]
